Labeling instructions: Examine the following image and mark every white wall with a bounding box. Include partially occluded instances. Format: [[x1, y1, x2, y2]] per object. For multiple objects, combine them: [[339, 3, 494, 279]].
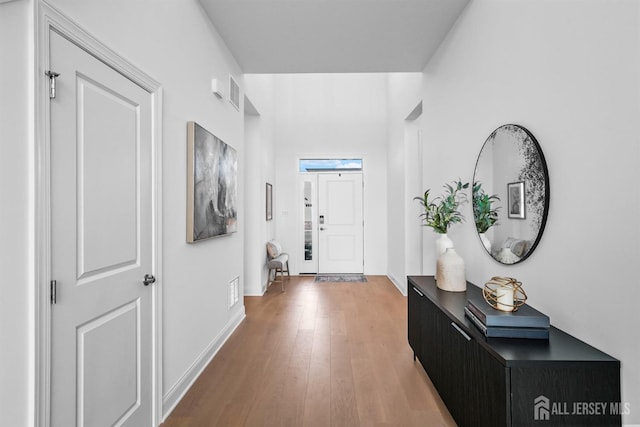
[[45, 0, 247, 415], [386, 73, 423, 292], [421, 0, 640, 424], [243, 75, 277, 295], [2, 0, 247, 422], [272, 73, 389, 275], [0, 1, 34, 425]]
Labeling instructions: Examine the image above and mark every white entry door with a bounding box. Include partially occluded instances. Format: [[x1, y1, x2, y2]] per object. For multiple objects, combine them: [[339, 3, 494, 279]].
[[49, 30, 155, 426], [318, 173, 364, 273]]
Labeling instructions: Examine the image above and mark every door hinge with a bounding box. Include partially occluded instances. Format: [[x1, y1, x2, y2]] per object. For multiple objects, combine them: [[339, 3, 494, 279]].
[[45, 70, 60, 99], [50, 280, 57, 305]]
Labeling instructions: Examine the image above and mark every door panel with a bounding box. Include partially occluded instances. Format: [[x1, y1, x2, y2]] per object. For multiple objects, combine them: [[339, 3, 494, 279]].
[[50, 30, 153, 427], [77, 75, 139, 279], [325, 235, 356, 260], [78, 302, 139, 426], [318, 173, 363, 273]]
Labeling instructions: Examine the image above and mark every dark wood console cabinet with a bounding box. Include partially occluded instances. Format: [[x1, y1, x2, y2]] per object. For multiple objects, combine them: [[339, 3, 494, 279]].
[[408, 276, 621, 427]]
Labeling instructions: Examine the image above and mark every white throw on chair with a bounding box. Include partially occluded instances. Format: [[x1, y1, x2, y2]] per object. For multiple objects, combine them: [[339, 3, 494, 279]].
[[266, 240, 290, 291]]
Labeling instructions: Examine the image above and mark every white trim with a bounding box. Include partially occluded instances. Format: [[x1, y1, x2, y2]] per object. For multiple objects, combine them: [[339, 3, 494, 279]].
[[387, 273, 407, 296], [244, 276, 269, 296], [34, 2, 163, 425], [150, 67, 164, 427], [162, 308, 246, 421], [244, 287, 266, 297]]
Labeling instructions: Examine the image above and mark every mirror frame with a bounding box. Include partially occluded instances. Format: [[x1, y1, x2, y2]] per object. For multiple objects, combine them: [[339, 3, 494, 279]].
[[472, 124, 550, 265]]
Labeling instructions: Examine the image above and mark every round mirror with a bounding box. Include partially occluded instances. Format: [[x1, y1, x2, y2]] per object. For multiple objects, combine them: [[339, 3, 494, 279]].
[[472, 124, 549, 264]]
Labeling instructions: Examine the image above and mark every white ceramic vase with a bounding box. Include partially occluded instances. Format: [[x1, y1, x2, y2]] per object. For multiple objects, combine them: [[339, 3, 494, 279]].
[[436, 248, 466, 292], [479, 233, 492, 254], [435, 233, 453, 257]]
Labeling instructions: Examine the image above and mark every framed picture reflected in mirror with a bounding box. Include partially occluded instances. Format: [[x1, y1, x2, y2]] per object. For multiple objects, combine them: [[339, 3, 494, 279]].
[[508, 181, 525, 219]]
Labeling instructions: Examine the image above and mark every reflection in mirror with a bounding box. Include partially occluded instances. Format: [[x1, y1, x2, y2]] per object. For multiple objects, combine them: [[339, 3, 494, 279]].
[[472, 124, 549, 264]]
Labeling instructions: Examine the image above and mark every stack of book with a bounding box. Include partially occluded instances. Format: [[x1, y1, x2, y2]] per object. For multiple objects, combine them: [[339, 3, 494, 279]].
[[464, 294, 550, 339]]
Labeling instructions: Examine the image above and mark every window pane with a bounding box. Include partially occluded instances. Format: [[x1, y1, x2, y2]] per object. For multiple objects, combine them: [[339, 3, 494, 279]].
[[299, 158, 362, 172]]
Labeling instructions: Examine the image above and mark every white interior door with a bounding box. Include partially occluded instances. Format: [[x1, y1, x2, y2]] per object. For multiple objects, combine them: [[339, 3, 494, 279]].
[[49, 30, 155, 426], [318, 173, 364, 273]]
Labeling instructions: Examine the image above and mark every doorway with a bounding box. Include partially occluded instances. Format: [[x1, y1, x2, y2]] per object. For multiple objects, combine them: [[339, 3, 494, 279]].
[[299, 163, 364, 274], [37, 5, 162, 426]]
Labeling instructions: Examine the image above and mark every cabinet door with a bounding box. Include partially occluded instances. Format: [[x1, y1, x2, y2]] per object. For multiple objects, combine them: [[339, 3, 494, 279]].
[[466, 338, 509, 427], [408, 284, 424, 362], [510, 365, 621, 426], [423, 296, 508, 427], [421, 296, 449, 396], [439, 319, 474, 426]]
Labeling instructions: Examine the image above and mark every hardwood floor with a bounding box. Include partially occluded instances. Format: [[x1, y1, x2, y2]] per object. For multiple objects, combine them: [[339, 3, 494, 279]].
[[161, 275, 456, 427]]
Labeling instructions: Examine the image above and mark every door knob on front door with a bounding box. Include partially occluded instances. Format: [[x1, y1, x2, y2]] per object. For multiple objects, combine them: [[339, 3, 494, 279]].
[[143, 274, 156, 286]]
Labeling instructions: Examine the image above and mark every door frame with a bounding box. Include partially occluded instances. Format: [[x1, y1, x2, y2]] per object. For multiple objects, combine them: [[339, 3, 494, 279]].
[[34, 2, 163, 426], [298, 159, 365, 274]]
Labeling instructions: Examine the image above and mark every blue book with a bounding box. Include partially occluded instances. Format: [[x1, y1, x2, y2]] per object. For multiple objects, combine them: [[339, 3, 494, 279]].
[[466, 294, 550, 329], [465, 307, 549, 340]]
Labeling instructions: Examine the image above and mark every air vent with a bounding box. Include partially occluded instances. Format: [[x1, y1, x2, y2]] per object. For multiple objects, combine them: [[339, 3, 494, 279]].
[[229, 75, 240, 110]]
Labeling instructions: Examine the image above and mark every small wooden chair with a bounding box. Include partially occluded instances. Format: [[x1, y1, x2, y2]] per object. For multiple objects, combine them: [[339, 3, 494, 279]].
[[266, 240, 290, 292]]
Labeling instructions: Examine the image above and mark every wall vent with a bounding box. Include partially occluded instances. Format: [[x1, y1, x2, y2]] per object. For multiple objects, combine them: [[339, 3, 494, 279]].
[[228, 276, 240, 309], [229, 75, 240, 110]]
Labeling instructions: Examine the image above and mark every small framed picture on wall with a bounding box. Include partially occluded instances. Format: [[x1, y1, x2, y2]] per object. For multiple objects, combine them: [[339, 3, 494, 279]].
[[266, 183, 273, 221], [508, 181, 525, 219]]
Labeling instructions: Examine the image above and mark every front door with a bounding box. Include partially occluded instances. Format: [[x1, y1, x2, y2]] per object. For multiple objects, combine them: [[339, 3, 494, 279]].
[[318, 173, 364, 273], [49, 30, 155, 426]]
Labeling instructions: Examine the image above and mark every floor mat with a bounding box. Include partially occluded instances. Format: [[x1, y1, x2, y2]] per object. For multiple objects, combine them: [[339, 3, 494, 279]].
[[314, 274, 367, 283]]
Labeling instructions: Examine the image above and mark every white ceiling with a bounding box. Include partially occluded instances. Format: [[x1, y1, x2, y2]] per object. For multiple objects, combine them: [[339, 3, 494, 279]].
[[199, 0, 470, 74]]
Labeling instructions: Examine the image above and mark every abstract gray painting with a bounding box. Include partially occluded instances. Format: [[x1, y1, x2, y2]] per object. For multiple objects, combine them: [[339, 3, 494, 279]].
[[187, 121, 237, 242]]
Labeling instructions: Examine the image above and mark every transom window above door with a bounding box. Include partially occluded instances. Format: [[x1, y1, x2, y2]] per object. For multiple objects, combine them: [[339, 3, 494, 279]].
[[299, 158, 363, 172]]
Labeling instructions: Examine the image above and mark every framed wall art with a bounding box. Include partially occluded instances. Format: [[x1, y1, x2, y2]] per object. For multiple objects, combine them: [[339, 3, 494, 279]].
[[266, 183, 273, 221], [507, 181, 525, 219], [187, 121, 238, 242]]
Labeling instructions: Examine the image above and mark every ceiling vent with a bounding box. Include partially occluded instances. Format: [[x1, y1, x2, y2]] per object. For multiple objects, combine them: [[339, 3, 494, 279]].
[[229, 75, 240, 110]]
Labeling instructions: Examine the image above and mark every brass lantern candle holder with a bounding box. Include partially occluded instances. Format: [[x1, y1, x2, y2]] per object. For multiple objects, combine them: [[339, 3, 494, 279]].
[[482, 276, 527, 312]]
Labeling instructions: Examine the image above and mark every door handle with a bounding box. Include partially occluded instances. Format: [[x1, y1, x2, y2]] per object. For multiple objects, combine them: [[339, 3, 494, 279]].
[[320, 227, 327, 231], [143, 274, 156, 286]]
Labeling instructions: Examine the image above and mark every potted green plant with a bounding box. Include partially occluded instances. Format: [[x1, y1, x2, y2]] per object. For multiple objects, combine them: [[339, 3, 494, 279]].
[[414, 179, 469, 255], [472, 182, 500, 253], [414, 179, 469, 292]]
